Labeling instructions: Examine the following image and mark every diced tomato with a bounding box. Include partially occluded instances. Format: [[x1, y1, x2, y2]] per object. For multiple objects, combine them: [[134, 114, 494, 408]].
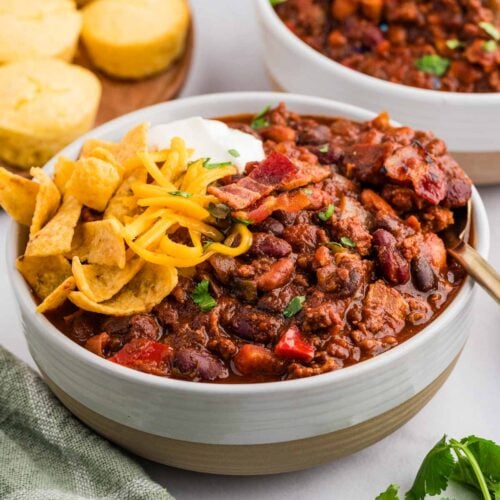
[[275, 326, 315, 363], [109, 338, 173, 375]]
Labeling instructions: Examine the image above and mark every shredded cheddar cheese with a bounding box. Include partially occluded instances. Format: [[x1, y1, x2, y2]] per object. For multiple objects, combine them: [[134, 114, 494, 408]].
[[121, 137, 253, 270]]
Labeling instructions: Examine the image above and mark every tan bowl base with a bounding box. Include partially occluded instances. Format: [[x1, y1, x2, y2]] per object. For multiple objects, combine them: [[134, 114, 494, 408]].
[[41, 354, 458, 475]]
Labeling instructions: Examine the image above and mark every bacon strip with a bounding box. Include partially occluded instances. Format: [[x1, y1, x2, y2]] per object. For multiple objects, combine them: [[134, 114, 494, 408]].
[[384, 144, 447, 205], [233, 191, 311, 224], [208, 152, 330, 210]]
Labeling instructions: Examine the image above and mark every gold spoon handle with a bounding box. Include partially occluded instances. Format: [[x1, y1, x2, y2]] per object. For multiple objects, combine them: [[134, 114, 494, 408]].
[[449, 242, 500, 303]]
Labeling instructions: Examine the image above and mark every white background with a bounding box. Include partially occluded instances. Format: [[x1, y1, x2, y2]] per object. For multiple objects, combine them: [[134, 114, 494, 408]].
[[1, 1, 499, 498]]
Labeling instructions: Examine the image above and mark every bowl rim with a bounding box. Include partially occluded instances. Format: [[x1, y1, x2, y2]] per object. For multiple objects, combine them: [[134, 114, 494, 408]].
[[7, 91, 490, 396], [255, 0, 500, 103]]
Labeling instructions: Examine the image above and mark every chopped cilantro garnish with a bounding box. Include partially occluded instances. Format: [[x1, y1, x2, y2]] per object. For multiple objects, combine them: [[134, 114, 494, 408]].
[[446, 39, 462, 50], [375, 484, 399, 500], [207, 202, 231, 219], [318, 204, 334, 221], [270, 0, 287, 5], [326, 242, 345, 253], [376, 434, 500, 500], [191, 279, 217, 312], [283, 296, 306, 318], [233, 217, 253, 226], [340, 236, 356, 248], [169, 190, 192, 198], [479, 21, 500, 41], [303, 189, 313, 195], [251, 105, 271, 130], [415, 54, 450, 76], [228, 149, 240, 158], [202, 157, 211, 167], [483, 40, 497, 52], [203, 241, 213, 251], [318, 144, 329, 153], [204, 161, 232, 169]]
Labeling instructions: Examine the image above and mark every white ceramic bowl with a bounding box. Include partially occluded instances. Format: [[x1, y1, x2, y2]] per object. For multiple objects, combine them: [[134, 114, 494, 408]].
[[7, 92, 490, 475], [255, 0, 500, 184]]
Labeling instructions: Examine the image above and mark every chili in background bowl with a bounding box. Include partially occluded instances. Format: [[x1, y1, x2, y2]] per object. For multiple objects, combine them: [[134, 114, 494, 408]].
[[255, 0, 500, 185], [7, 92, 490, 475]]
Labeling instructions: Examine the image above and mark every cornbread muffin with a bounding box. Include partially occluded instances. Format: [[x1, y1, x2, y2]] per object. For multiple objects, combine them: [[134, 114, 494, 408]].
[[0, 0, 82, 64], [81, 0, 190, 79], [0, 59, 101, 169]]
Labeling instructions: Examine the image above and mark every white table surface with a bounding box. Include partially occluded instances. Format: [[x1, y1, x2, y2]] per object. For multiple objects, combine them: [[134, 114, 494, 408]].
[[1, 1, 499, 498]]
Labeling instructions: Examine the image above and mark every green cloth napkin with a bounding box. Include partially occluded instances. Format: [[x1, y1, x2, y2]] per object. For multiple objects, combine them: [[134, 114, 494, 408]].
[[0, 345, 174, 500]]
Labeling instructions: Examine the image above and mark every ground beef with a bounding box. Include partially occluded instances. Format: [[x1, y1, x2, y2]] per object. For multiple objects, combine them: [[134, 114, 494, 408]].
[[56, 104, 470, 383]]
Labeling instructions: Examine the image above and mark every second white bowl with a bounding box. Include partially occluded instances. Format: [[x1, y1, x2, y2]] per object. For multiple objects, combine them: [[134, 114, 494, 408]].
[[255, 0, 500, 184]]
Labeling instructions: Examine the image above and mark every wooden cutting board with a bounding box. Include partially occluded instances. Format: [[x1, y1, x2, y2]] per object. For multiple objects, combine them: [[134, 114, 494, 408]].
[[1, 25, 194, 175]]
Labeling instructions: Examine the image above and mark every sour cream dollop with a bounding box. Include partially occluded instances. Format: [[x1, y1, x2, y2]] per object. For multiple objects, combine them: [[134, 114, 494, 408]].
[[148, 117, 265, 173]]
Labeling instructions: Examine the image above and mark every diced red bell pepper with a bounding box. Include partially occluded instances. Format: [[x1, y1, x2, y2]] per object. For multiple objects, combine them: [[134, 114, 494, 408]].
[[275, 326, 315, 363], [109, 338, 173, 375]]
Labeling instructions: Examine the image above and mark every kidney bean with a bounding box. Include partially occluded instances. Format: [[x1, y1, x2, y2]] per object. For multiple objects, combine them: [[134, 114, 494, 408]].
[[372, 228, 410, 285], [233, 344, 284, 376], [298, 124, 332, 145], [260, 125, 297, 143], [222, 306, 282, 343], [257, 258, 295, 291], [174, 347, 228, 381], [248, 232, 292, 258], [252, 217, 285, 236], [411, 255, 437, 292]]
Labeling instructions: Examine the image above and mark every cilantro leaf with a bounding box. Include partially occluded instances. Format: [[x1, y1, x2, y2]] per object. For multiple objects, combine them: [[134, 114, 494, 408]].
[[450, 436, 500, 500], [233, 217, 253, 226], [191, 280, 217, 312], [228, 149, 240, 158], [204, 161, 232, 169], [479, 22, 500, 41], [483, 40, 497, 53], [376, 484, 400, 500], [270, 0, 287, 5], [405, 436, 456, 500], [415, 55, 450, 77], [169, 190, 192, 198], [283, 296, 306, 318], [318, 144, 329, 153], [340, 236, 356, 248], [207, 202, 231, 219], [202, 241, 213, 251], [251, 105, 271, 130], [446, 39, 462, 50], [318, 204, 334, 221], [326, 241, 345, 253]]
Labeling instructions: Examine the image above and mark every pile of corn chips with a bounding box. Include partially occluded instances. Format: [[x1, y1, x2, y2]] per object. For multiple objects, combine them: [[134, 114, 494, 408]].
[[0, 123, 253, 316]]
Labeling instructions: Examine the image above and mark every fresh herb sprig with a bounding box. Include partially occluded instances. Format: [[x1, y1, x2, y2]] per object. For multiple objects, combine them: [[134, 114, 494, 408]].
[[376, 435, 500, 500], [318, 204, 334, 221], [415, 54, 450, 76], [479, 22, 500, 41], [169, 190, 192, 198], [204, 161, 232, 170], [191, 279, 217, 312], [283, 296, 306, 318], [251, 105, 271, 130]]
